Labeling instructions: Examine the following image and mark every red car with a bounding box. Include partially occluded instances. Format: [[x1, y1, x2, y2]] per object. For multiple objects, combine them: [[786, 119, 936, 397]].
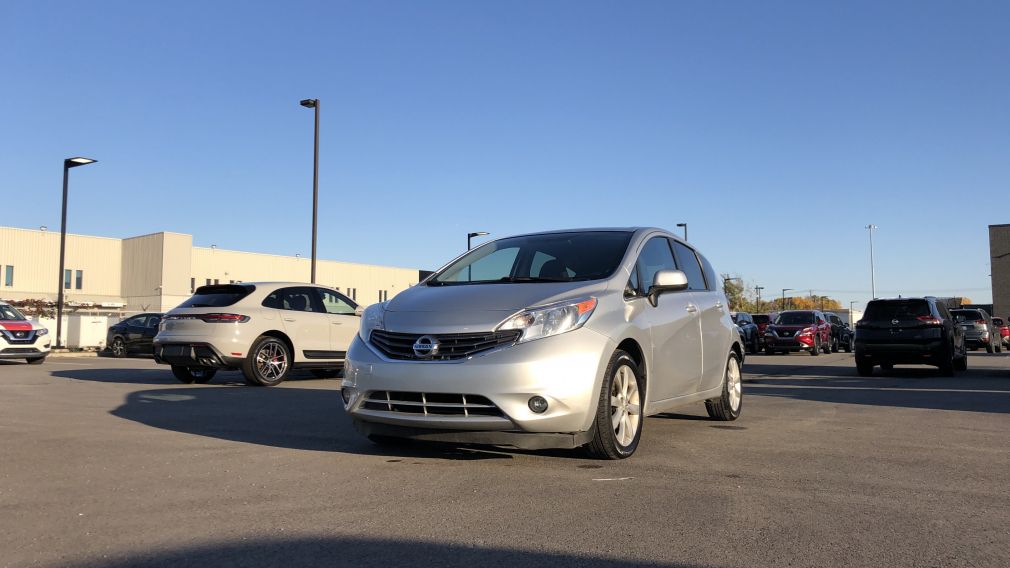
[[764, 310, 833, 356], [994, 317, 1010, 347]]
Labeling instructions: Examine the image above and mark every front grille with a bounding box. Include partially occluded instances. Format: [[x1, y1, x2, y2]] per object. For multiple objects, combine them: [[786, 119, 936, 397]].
[[362, 391, 503, 417], [369, 329, 521, 361], [778, 330, 794, 337], [1, 330, 38, 344]]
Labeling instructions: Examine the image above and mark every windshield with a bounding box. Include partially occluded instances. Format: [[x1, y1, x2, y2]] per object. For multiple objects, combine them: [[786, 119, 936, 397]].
[[775, 312, 815, 325], [0, 304, 27, 321], [429, 231, 633, 285]]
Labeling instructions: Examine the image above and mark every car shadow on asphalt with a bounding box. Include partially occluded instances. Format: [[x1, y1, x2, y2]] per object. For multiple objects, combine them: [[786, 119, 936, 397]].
[[50, 367, 332, 386], [102, 381, 606, 461], [744, 358, 1010, 414], [61, 535, 705, 568]]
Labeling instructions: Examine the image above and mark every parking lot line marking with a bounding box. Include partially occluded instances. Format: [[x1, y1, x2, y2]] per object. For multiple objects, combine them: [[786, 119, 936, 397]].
[[749, 384, 1009, 394], [592, 477, 634, 481]]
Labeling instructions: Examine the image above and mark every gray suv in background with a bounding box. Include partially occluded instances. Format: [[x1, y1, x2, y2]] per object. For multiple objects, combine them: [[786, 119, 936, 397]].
[[343, 228, 744, 459], [951, 308, 1001, 353]]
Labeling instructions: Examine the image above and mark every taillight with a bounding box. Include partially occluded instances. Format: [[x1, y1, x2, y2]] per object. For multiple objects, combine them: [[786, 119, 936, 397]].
[[166, 314, 249, 323], [975, 319, 986, 325], [917, 316, 942, 325]]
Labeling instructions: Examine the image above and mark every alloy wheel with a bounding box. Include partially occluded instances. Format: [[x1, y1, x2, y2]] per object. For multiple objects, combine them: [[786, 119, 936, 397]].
[[610, 365, 641, 447], [255, 341, 288, 380], [726, 355, 742, 411]]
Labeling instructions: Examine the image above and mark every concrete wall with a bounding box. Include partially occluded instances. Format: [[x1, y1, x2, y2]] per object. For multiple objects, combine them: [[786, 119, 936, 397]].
[[990, 224, 1010, 319]]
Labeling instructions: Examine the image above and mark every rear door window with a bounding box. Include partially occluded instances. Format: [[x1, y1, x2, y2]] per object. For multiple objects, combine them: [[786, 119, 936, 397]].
[[670, 241, 708, 291], [178, 285, 255, 308]]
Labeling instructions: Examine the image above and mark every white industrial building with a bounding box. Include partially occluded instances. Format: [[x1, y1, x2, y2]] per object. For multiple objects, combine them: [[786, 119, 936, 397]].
[[0, 226, 423, 314]]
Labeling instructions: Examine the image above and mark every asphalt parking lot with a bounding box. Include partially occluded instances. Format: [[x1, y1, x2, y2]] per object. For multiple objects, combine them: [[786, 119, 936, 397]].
[[2, 352, 1009, 568]]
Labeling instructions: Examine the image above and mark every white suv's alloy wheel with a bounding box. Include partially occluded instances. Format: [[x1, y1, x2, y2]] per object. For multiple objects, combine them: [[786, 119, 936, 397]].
[[256, 342, 288, 380]]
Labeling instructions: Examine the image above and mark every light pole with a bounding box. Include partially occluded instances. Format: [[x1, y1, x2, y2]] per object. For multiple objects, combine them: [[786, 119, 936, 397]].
[[56, 157, 97, 348], [781, 288, 793, 311], [467, 232, 489, 282], [755, 286, 764, 312], [468, 230, 488, 249], [676, 223, 687, 240], [866, 224, 878, 299], [300, 98, 320, 283]]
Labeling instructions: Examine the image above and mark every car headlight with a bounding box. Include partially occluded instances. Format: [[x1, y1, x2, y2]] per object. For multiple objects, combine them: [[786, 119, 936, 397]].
[[36, 328, 49, 336], [497, 297, 597, 344], [358, 302, 386, 341]]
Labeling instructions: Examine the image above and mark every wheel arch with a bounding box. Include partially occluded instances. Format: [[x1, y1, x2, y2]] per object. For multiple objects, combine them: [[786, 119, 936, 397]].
[[616, 337, 647, 394], [259, 329, 296, 359]]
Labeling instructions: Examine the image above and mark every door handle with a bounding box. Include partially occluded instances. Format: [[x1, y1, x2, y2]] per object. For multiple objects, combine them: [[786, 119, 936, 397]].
[[283, 318, 296, 322], [331, 322, 342, 325], [686, 304, 698, 314]]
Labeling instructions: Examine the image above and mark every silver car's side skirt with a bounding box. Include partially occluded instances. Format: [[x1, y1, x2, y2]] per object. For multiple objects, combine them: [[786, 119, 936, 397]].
[[644, 385, 723, 416]]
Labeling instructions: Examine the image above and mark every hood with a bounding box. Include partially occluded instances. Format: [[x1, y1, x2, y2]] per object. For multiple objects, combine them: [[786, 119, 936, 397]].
[[382, 281, 608, 334], [0, 320, 34, 331]]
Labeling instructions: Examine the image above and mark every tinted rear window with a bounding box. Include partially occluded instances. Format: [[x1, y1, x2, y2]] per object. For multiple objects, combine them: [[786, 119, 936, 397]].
[[775, 312, 815, 325], [752, 315, 770, 324], [951, 309, 983, 321], [864, 300, 931, 320], [178, 285, 256, 308]]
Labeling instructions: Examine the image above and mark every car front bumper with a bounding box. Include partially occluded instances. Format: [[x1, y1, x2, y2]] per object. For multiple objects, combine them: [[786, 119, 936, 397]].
[[764, 337, 814, 351], [342, 328, 616, 443], [0, 332, 51, 358]]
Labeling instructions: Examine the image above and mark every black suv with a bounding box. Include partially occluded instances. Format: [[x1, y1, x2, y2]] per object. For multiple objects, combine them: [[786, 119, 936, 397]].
[[854, 297, 966, 376], [731, 312, 761, 354], [823, 312, 853, 353]]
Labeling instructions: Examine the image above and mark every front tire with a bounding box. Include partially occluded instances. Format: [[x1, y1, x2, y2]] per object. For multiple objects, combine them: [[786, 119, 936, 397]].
[[171, 366, 217, 384], [111, 337, 127, 358], [242, 336, 292, 386], [26, 356, 47, 365], [586, 350, 643, 460], [810, 339, 820, 356], [705, 352, 742, 421]]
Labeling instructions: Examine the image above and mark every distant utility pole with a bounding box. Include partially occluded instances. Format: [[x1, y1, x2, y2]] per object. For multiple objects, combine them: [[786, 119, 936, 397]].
[[866, 224, 878, 299], [755, 286, 764, 312], [782, 288, 793, 311]]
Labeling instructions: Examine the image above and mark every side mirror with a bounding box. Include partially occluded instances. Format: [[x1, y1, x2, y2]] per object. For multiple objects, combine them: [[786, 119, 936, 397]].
[[648, 269, 688, 306], [354, 306, 365, 317]]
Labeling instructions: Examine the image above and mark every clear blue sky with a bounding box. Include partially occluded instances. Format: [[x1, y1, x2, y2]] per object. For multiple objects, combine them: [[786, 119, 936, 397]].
[[3, 0, 1007, 306]]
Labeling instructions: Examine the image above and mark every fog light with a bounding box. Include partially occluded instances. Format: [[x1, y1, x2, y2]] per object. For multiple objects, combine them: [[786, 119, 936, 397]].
[[341, 387, 352, 405], [528, 396, 548, 414]]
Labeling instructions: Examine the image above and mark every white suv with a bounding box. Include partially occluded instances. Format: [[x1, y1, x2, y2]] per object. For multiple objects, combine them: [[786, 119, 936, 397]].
[[0, 302, 51, 364], [154, 283, 361, 386]]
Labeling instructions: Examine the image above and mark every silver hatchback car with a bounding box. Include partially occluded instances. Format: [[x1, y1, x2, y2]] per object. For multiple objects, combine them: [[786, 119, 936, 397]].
[[343, 228, 743, 459]]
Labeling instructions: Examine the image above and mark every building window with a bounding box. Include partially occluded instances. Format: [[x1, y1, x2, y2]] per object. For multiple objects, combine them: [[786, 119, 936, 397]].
[[190, 278, 195, 293], [348, 287, 357, 301], [64, 269, 72, 289], [378, 290, 388, 302], [75, 270, 83, 290], [214, 278, 219, 285], [3, 265, 12, 287], [205, 278, 211, 286]]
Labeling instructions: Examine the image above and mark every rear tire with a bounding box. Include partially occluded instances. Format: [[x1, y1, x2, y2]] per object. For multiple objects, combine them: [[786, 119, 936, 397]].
[[985, 343, 994, 354], [171, 366, 217, 384], [856, 360, 874, 376], [26, 356, 46, 365], [585, 350, 644, 460], [242, 335, 292, 387], [705, 352, 742, 421], [843, 337, 853, 353], [831, 337, 839, 353]]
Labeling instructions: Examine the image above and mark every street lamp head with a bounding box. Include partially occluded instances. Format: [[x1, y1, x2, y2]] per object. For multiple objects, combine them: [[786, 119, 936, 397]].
[[65, 157, 97, 168], [299, 99, 318, 108], [468, 231, 490, 238], [676, 223, 687, 228]]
